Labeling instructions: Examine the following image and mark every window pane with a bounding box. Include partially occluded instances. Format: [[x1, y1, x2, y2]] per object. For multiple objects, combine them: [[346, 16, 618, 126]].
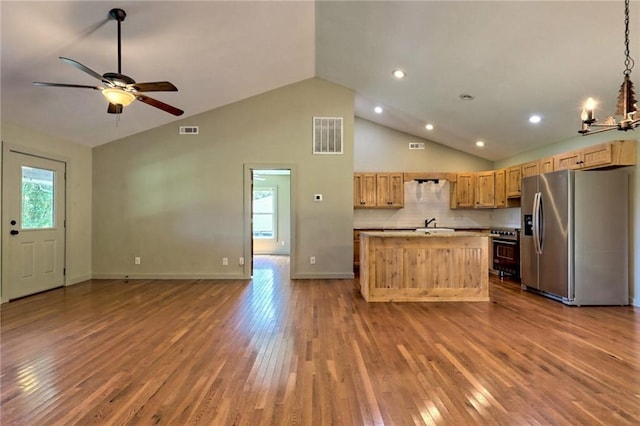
[[253, 188, 276, 239], [21, 166, 55, 229]]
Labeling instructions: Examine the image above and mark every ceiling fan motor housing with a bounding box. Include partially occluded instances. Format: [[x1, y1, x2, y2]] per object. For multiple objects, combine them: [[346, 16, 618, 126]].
[[109, 8, 126, 22], [103, 72, 135, 86]]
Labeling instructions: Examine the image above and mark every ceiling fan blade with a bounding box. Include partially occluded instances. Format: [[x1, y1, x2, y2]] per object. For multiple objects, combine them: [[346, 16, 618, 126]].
[[135, 93, 184, 116], [33, 82, 102, 90], [59, 57, 110, 84], [107, 103, 123, 114], [129, 81, 178, 92]]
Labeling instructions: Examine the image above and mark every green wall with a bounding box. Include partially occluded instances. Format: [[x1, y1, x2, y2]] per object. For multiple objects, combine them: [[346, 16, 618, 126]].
[[355, 118, 492, 172], [92, 77, 355, 279]]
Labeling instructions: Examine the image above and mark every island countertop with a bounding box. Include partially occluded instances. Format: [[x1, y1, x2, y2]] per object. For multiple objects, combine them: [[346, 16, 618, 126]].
[[359, 231, 489, 302], [359, 231, 488, 238]]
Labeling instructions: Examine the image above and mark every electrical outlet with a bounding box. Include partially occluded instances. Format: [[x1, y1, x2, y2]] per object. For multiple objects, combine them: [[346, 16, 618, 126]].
[[222, 257, 228, 266], [280, 241, 285, 247], [239, 257, 244, 265], [134, 257, 141, 265], [310, 256, 316, 265]]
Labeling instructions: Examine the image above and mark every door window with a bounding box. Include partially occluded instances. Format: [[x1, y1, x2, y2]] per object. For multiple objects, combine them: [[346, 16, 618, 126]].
[[21, 166, 55, 229]]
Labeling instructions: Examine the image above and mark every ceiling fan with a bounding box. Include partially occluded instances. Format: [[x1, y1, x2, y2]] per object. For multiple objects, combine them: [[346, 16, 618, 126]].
[[34, 8, 183, 116]]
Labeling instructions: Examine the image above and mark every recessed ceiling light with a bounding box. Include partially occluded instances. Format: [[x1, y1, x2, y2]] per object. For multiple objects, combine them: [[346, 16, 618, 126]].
[[392, 69, 406, 79], [425, 124, 434, 130], [529, 115, 542, 124], [476, 141, 485, 147], [460, 94, 475, 101], [374, 106, 383, 114]]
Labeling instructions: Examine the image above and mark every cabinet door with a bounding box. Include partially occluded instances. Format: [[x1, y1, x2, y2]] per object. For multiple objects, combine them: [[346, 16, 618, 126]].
[[494, 169, 506, 207], [376, 173, 404, 208], [455, 172, 475, 208], [539, 157, 554, 174], [521, 160, 539, 178], [475, 171, 495, 208], [554, 151, 582, 170], [506, 166, 521, 198], [353, 173, 377, 208], [582, 143, 613, 168]]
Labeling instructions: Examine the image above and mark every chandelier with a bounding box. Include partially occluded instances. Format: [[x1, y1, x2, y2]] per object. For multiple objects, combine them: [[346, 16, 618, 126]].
[[579, 0, 638, 135]]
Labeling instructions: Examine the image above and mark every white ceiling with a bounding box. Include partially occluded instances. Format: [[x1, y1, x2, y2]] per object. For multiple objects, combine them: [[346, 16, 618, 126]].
[[2, 1, 638, 161]]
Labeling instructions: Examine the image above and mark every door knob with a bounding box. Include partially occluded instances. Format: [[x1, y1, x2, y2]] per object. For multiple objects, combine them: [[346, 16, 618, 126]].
[[10, 230, 19, 235]]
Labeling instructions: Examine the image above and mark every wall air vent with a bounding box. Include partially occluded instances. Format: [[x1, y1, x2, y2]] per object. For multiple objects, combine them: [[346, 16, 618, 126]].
[[179, 126, 199, 135], [313, 117, 343, 154], [409, 142, 425, 150]]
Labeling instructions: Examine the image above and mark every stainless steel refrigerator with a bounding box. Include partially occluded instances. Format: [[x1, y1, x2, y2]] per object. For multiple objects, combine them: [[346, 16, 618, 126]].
[[520, 169, 628, 305]]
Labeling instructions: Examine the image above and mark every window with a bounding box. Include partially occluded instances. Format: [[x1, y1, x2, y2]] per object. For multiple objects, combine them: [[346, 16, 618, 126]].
[[21, 166, 55, 229], [253, 188, 276, 239]]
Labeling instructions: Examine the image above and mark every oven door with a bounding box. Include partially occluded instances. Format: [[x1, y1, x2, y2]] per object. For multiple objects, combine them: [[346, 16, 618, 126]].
[[492, 238, 520, 278]]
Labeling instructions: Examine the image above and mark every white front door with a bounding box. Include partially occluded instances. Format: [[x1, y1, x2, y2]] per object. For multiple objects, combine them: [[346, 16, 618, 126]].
[[4, 150, 66, 300]]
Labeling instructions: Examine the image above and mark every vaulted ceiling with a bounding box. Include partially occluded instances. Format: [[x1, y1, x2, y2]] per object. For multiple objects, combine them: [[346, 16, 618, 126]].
[[2, 1, 637, 160]]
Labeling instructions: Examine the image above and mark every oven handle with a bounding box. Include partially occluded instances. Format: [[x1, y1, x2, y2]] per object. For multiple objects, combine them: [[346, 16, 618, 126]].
[[493, 239, 517, 245]]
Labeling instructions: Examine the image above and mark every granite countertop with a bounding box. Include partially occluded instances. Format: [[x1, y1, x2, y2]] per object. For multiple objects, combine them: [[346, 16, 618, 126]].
[[360, 231, 488, 238], [354, 225, 492, 230]]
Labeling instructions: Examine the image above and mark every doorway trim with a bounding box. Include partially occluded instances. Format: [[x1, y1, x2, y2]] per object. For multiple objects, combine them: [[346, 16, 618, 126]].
[[243, 163, 296, 279], [1, 142, 69, 303]]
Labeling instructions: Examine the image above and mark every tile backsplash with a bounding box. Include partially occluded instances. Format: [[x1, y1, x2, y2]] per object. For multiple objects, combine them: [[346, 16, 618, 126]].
[[353, 180, 521, 229]]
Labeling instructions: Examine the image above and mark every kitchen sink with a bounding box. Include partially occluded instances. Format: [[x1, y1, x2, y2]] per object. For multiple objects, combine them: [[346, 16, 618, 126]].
[[414, 228, 455, 233]]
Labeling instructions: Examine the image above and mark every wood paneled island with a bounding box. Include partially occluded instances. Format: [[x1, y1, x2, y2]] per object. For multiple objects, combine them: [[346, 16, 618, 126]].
[[359, 231, 489, 302]]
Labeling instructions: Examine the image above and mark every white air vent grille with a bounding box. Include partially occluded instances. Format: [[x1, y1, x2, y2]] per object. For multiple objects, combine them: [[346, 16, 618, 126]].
[[179, 126, 199, 135], [313, 117, 343, 154], [409, 142, 425, 150]]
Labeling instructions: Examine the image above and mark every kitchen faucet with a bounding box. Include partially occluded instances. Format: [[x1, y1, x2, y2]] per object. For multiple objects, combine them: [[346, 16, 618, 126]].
[[425, 217, 437, 228]]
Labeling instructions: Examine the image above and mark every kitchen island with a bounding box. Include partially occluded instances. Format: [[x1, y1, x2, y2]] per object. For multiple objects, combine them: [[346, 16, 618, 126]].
[[359, 231, 489, 302]]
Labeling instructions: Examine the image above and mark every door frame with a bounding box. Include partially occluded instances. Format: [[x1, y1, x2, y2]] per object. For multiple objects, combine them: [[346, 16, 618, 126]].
[[243, 163, 296, 279], [1, 142, 69, 303]]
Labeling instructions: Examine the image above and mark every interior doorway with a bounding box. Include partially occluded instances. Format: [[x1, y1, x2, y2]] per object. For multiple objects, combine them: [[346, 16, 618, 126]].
[[244, 165, 295, 279], [252, 169, 291, 255]]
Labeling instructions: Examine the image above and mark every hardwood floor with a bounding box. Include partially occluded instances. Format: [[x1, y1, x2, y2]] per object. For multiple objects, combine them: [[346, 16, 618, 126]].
[[1, 255, 639, 425]]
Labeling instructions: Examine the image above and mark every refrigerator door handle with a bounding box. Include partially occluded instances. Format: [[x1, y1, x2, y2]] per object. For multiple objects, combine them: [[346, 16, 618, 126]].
[[537, 192, 544, 254], [532, 192, 542, 255]]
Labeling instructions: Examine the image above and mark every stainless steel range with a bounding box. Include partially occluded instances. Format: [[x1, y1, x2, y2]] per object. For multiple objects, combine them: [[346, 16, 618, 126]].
[[489, 228, 520, 279]]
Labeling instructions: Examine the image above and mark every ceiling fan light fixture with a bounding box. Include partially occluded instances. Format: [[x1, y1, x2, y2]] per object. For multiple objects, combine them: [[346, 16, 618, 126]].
[[102, 88, 135, 106], [579, 0, 638, 135]]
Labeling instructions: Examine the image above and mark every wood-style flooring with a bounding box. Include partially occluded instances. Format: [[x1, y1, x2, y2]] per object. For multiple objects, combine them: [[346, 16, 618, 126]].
[[1, 255, 639, 425]]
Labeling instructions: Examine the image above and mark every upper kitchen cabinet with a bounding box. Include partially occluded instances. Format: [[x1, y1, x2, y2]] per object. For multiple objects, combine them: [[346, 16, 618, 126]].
[[353, 173, 377, 208], [475, 171, 496, 208], [539, 156, 555, 174], [521, 160, 540, 178], [353, 172, 404, 208], [494, 169, 507, 208], [376, 173, 404, 208], [555, 140, 636, 171], [452, 172, 475, 208], [506, 166, 522, 198]]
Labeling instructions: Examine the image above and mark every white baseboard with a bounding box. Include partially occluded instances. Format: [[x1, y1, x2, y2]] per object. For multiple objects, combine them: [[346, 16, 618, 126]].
[[92, 272, 247, 280], [292, 272, 355, 279]]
